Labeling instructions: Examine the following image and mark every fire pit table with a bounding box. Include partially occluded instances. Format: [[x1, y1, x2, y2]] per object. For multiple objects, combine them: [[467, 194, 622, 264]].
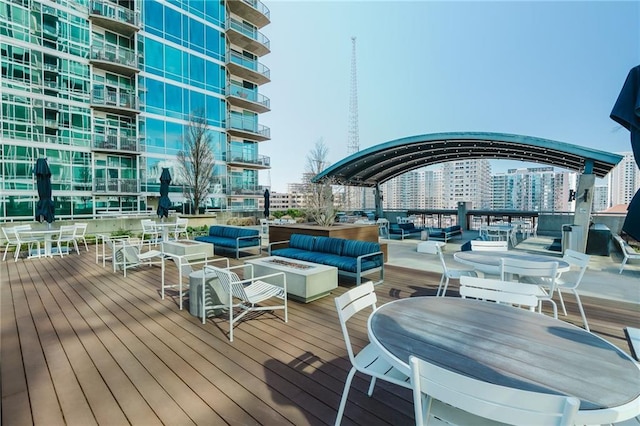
[[244, 256, 338, 303]]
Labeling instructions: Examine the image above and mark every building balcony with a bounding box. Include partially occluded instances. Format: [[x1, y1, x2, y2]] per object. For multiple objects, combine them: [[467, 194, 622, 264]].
[[227, 117, 270, 142], [227, 51, 270, 85], [226, 17, 270, 57], [93, 178, 139, 194], [226, 152, 271, 169], [226, 83, 270, 113], [44, 100, 58, 110], [88, 0, 140, 36], [92, 134, 140, 154], [228, 185, 268, 196], [227, 0, 270, 29], [43, 63, 58, 73], [89, 45, 139, 75], [90, 90, 140, 116]]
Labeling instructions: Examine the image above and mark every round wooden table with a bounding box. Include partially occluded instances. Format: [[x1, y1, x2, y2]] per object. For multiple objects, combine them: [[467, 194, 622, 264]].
[[368, 297, 640, 425]]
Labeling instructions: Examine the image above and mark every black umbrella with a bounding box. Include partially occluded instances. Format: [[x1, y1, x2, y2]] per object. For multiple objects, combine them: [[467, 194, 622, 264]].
[[34, 158, 55, 224], [610, 65, 640, 241], [263, 188, 270, 218], [157, 168, 172, 219]]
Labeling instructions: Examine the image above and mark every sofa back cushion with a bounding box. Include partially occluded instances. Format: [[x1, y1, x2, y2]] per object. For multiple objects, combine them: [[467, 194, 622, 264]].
[[289, 234, 315, 251], [209, 225, 226, 237], [314, 236, 344, 256], [342, 240, 380, 258], [236, 227, 259, 238], [399, 223, 415, 231]]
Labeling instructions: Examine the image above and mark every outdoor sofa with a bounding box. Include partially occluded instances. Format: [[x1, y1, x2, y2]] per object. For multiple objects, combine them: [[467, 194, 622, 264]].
[[427, 225, 463, 242], [194, 225, 261, 259], [388, 222, 424, 240], [268, 233, 384, 286]]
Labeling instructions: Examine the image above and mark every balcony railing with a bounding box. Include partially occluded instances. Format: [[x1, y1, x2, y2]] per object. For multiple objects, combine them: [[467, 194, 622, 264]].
[[227, 0, 270, 28], [93, 134, 139, 153], [228, 18, 270, 47], [90, 90, 139, 113], [228, 185, 267, 196], [227, 51, 270, 84], [227, 115, 270, 141], [227, 152, 270, 167], [89, 0, 139, 25], [227, 83, 270, 112], [90, 44, 139, 72], [226, 17, 270, 56], [94, 178, 139, 194]]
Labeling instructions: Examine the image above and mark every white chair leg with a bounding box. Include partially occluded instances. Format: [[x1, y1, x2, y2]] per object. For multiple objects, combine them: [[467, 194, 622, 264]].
[[335, 367, 357, 426], [571, 290, 589, 332], [557, 290, 568, 316], [367, 377, 377, 396], [440, 277, 451, 297]]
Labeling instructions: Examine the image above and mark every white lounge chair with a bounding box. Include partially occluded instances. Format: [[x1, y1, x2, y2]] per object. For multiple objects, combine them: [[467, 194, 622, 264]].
[[614, 234, 640, 274]]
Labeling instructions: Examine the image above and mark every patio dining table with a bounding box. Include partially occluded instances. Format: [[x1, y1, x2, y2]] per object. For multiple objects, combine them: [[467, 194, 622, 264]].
[[453, 250, 570, 276], [18, 228, 61, 258], [368, 297, 640, 425]]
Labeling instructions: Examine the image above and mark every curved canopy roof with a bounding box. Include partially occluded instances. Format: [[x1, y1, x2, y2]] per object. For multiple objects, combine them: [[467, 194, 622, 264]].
[[313, 132, 623, 187]]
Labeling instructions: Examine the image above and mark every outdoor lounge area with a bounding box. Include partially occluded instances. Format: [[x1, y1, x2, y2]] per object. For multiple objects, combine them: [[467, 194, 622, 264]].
[[2, 235, 639, 425]]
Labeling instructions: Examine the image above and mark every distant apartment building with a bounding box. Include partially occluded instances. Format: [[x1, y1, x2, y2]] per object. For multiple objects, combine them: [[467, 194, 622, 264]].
[[608, 152, 640, 207], [1, 0, 271, 221], [491, 167, 577, 212], [441, 159, 492, 210], [592, 184, 609, 212]]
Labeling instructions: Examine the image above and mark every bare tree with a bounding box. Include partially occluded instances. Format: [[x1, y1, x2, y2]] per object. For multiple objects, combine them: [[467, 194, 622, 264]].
[[177, 109, 216, 214], [305, 138, 337, 226]]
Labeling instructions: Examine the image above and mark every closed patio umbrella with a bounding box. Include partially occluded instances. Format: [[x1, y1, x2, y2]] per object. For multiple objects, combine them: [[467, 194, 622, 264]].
[[157, 168, 172, 219], [263, 188, 270, 218], [34, 158, 55, 225], [610, 64, 640, 241]]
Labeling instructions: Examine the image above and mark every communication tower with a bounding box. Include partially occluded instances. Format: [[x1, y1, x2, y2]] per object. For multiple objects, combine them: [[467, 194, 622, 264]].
[[345, 37, 364, 210]]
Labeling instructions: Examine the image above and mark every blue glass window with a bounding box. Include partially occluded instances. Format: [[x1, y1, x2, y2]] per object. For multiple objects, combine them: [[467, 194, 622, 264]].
[[206, 96, 223, 127], [165, 7, 181, 45], [144, 1, 163, 38], [189, 18, 204, 54], [189, 55, 205, 89], [164, 44, 181, 79], [165, 83, 182, 117], [190, 90, 205, 115], [146, 78, 164, 115], [205, 25, 222, 60], [145, 38, 164, 76], [165, 121, 183, 153]]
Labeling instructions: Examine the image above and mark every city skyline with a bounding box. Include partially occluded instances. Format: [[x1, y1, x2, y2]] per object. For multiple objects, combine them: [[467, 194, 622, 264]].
[[261, 1, 639, 192]]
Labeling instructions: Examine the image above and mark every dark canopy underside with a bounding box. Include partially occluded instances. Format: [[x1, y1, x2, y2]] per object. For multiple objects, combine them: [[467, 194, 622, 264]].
[[312, 132, 623, 187]]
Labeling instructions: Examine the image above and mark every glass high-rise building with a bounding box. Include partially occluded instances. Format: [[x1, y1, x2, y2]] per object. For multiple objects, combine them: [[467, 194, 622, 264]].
[[1, 0, 271, 221]]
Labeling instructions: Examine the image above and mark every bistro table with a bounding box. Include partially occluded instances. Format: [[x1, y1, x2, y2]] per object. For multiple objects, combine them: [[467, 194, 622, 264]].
[[368, 297, 640, 425], [154, 222, 176, 243], [453, 250, 570, 276], [18, 228, 61, 258]]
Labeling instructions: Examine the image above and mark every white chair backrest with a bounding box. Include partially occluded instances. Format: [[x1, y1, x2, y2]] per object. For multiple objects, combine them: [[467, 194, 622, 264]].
[[409, 356, 579, 426], [170, 256, 194, 277], [58, 225, 77, 239], [213, 267, 250, 302], [3, 227, 17, 243], [470, 240, 508, 251], [459, 276, 540, 309], [75, 222, 88, 235], [560, 249, 590, 285], [334, 281, 377, 366]]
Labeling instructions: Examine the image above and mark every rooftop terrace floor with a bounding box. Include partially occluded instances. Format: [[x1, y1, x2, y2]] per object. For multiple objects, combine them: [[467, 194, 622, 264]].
[[1, 237, 639, 425]]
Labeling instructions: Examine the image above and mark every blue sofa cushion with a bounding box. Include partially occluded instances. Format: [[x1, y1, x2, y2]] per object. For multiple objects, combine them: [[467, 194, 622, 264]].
[[289, 234, 315, 251], [271, 248, 312, 259], [209, 225, 226, 237], [195, 235, 235, 248], [314, 236, 344, 256], [342, 240, 382, 265]]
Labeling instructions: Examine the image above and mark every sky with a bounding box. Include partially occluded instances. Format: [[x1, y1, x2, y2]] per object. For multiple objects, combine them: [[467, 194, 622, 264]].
[[258, 1, 640, 192]]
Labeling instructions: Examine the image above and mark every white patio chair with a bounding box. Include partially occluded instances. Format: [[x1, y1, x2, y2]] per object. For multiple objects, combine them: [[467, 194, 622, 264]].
[[140, 219, 159, 247], [53, 225, 79, 256], [377, 218, 390, 238], [525, 249, 591, 331], [259, 218, 269, 234], [614, 234, 640, 274], [74, 223, 89, 251], [470, 240, 508, 251], [333, 282, 411, 426], [459, 275, 542, 311], [409, 355, 579, 426], [205, 264, 287, 342], [428, 243, 476, 297], [115, 239, 163, 277], [171, 218, 189, 240], [3, 225, 40, 261], [500, 257, 559, 318], [161, 249, 227, 310]]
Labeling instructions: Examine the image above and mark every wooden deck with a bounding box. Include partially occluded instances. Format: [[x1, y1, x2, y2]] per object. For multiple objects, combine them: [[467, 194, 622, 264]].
[[2, 250, 639, 425]]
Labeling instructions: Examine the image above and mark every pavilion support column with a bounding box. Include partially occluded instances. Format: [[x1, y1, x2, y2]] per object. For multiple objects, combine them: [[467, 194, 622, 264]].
[[374, 184, 383, 219], [573, 172, 595, 253]]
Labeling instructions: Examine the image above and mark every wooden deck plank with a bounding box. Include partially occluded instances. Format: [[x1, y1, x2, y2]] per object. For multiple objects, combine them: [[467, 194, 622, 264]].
[[2, 249, 639, 426]]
